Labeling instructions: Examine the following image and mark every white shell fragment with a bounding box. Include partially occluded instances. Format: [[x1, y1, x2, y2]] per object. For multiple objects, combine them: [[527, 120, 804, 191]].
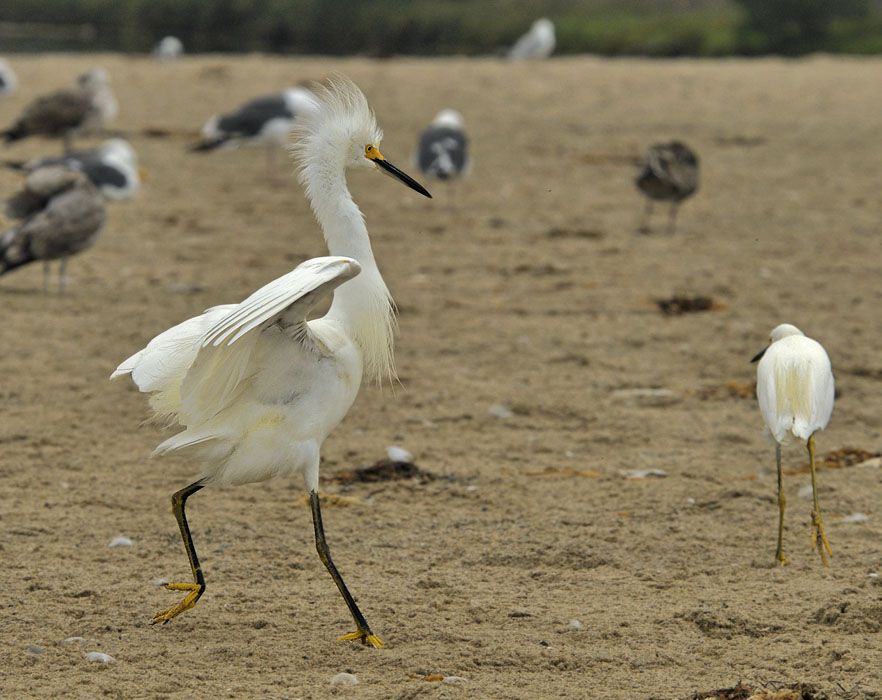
[[386, 445, 413, 463], [619, 469, 667, 479], [798, 485, 814, 499], [489, 403, 514, 418], [330, 672, 359, 686], [843, 512, 869, 523], [84, 652, 115, 663], [443, 676, 468, 683], [64, 637, 87, 644], [108, 536, 133, 547], [569, 619, 583, 629]]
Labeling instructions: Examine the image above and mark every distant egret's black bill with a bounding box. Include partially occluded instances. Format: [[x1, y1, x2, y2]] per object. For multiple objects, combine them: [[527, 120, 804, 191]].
[[750, 347, 768, 363], [376, 158, 432, 198]]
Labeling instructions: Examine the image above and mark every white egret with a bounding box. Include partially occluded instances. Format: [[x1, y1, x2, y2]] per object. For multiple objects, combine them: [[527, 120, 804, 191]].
[[111, 76, 431, 647], [152, 36, 184, 60], [752, 323, 834, 565], [635, 141, 699, 234], [1, 166, 106, 292], [1, 68, 117, 153]]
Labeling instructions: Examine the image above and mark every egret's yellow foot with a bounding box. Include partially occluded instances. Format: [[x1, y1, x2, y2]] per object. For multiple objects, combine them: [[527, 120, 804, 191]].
[[775, 550, 788, 566], [151, 582, 203, 624], [337, 629, 384, 648], [811, 510, 832, 566]]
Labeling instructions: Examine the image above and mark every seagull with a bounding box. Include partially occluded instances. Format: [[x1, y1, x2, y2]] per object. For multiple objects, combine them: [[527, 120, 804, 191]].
[[1, 68, 118, 153], [508, 18, 556, 60], [3, 138, 140, 201], [190, 87, 317, 177], [414, 109, 470, 183], [0, 58, 17, 97], [0, 166, 106, 292], [152, 36, 184, 60], [111, 75, 431, 647], [752, 324, 835, 566], [635, 141, 699, 234]]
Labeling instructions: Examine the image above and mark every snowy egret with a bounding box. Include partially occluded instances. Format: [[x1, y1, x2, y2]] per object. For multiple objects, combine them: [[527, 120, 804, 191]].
[[111, 75, 430, 647], [414, 109, 470, 182], [752, 323, 834, 566], [1, 68, 117, 153], [635, 141, 699, 234], [190, 88, 317, 178], [4, 138, 140, 201], [0, 166, 106, 292], [0, 58, 17, 97], [508, 18, 556, 60]]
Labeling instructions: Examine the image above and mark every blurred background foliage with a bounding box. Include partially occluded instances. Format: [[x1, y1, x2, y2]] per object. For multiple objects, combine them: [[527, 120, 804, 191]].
[[0, 0, 880, 56]]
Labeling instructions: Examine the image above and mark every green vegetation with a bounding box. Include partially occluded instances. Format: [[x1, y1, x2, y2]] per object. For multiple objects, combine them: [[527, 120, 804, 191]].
[[0, 0, 879, 56]]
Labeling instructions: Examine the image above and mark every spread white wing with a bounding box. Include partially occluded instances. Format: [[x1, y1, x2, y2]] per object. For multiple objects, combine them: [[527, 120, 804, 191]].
[[112, 255, 361, 428]]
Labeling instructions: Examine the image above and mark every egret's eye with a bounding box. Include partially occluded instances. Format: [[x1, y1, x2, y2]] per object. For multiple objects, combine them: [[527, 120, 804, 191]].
[[365, 145, 374, 157]]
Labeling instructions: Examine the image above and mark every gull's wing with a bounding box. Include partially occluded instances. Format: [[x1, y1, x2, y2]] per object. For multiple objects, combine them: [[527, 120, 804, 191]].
[[179, 256, 361, 425]]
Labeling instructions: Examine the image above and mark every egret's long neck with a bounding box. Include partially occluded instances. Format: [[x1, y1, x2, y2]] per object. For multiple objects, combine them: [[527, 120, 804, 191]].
[[306, 167, 395, 383]]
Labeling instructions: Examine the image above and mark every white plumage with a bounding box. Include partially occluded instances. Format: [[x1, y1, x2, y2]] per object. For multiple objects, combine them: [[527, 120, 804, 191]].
[[508, 18, 556, 60], [111, 75, 430, 645], [756, 324, 834, 443], [752, 323, 834, 565]]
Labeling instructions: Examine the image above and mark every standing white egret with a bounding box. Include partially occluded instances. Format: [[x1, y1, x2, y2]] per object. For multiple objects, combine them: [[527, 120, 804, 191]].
[[752, 323, 834, 566], [507, 18, 556, 60], [111, 75, 431, 647]]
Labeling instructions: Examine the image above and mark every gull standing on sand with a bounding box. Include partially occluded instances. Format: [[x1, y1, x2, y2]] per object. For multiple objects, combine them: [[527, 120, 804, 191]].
[[112, 76, 431, 647], [752, 324, 834, 566], [635, 141, 699, 234], [0, 166, 106, 292], [3, 138, 140, 201], [190, 87, 317, 176], [508, 18, 556, 60], [152, 36, 184, 60], [415, 109, 470, 183], [1, 68, 117, 153], [0, 58, 18, 97]]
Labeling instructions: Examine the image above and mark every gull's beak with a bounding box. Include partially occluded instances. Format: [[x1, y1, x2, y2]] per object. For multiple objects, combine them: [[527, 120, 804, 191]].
[[368, 149, 432, 198], [750, 346, 768, 363]]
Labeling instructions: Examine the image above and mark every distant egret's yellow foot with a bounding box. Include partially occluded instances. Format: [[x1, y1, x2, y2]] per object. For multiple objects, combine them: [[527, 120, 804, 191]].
[[810, 511, 832, 566], [151, 582, 204, 624], [775, 550, 788, 566], [337, 629, 384, 648]]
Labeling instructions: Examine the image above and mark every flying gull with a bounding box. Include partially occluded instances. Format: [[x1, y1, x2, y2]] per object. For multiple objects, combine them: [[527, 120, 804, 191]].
[[1, 166, 107, 292]]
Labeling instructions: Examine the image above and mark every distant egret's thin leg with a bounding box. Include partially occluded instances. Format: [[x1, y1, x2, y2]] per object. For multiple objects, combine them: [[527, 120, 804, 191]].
[[309, 491, 383, 648], [775, 442, 787, 565], [152, 480, 207, 624], [666, 202, 679, 235], [807, 434, 832, 565]]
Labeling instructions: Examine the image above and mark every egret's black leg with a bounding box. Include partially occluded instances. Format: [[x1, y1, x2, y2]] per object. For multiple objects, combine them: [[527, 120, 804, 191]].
[[309, 490, 382, 647], [152, 480, 206, 624], [775, 442, 787, 565]]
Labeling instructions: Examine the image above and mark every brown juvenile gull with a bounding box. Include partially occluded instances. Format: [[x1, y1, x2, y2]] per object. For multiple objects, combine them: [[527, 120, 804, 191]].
[[1, 68, 118, 153], [1, 166, 106, 292], [635, 141, 699, 234]]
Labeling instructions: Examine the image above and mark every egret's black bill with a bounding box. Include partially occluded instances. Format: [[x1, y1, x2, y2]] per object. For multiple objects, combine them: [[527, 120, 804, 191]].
[[750, 346, 768, 363], [376, 158, 432, 198]]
